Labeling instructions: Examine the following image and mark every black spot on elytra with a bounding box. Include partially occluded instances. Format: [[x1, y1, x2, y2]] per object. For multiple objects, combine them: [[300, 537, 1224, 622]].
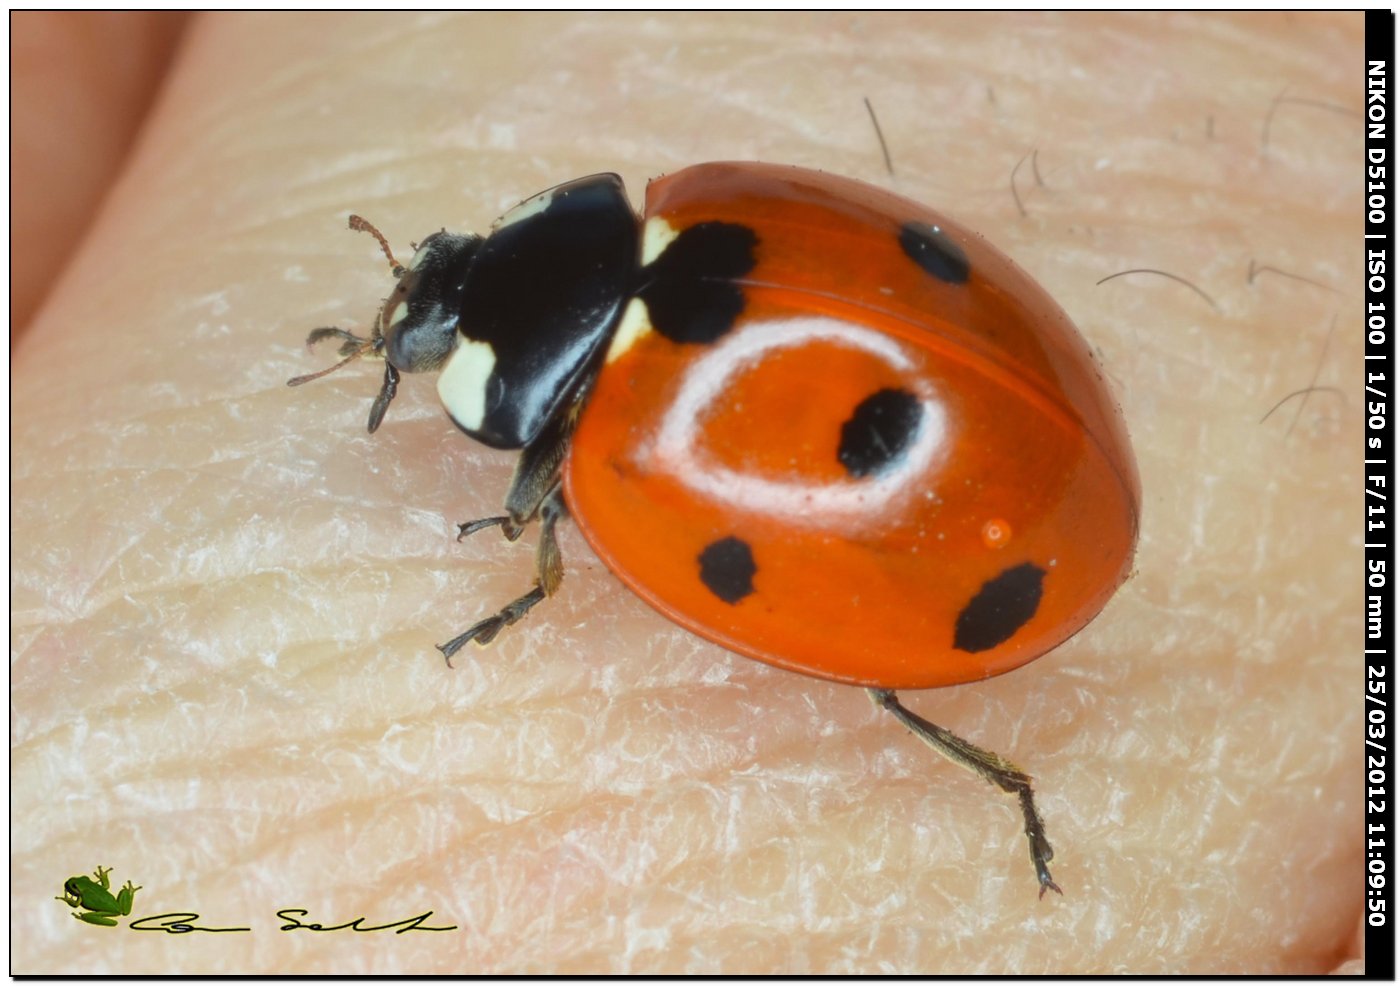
[[838, 388, 923, 478], [639, 222, 759, 344], [698, 536, 757, 604], [953, 563, 1046, 653], [899, 222, 969, 285]]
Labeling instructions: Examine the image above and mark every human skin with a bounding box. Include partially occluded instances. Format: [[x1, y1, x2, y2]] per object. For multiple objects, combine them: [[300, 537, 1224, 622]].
[[10, 11, 188, 338], [11, 12, 1364, 974]]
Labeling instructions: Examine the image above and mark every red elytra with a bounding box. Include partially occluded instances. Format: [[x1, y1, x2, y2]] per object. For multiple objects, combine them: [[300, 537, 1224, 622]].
[[565, 163, 1139, 690]]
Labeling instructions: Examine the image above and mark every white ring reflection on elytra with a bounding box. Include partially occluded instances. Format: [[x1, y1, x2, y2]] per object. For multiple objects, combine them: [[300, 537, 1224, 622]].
[[650, 315, 946, 523]]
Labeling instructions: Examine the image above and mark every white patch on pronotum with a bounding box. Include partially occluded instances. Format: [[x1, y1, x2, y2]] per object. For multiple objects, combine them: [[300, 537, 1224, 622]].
[[437, 338, 498, 431], [493, 187, 558, 231], [386, 301, 409, 327]]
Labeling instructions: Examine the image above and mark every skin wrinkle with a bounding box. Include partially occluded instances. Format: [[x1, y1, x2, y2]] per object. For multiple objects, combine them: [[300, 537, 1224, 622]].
[[12, 10, 1362, 975]]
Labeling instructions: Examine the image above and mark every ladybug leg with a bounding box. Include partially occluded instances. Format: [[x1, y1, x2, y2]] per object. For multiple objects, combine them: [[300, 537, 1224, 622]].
[[287, 320, 397, 433], [304, 325, 380, 355], [440, 407, 579, 663], [455, 399, 577, 544], [437, 485, 568, 665], [868, 688, 1061, 899], [366, 361, 399, 434]]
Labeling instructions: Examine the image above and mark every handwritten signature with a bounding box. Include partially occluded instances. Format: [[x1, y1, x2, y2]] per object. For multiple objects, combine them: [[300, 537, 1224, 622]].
[[126, 909, 455, 934]]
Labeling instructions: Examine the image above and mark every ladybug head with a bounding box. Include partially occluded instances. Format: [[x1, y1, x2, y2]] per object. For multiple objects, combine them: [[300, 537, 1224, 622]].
[[378, 229, 482, 374], [289, 217, 483, 433]]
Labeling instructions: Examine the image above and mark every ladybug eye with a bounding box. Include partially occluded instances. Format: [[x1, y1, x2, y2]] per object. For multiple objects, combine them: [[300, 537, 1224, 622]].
[[380, 232, 482, 374]]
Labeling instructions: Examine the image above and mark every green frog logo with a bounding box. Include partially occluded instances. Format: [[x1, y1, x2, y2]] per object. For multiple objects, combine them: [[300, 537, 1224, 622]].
[[54, 866, 141, 926]]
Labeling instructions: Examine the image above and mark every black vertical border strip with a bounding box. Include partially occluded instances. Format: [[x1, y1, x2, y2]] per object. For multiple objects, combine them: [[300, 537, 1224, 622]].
[[1366, 9, 1396, 979]]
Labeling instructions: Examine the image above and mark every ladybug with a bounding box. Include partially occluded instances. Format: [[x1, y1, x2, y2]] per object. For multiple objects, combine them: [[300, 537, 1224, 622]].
[[290, 162, 1140, 897]]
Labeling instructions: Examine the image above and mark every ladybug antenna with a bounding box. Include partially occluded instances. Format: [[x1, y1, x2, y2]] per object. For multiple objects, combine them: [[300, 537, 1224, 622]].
[[348, 214, 406, 277]]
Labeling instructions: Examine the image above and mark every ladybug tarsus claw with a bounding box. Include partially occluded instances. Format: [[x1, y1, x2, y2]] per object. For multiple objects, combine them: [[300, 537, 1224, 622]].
[[437, 616, 506, 666], [437, 634, 472, 666], [457, 516, 510, 542], [437, 586, 547, 665]]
